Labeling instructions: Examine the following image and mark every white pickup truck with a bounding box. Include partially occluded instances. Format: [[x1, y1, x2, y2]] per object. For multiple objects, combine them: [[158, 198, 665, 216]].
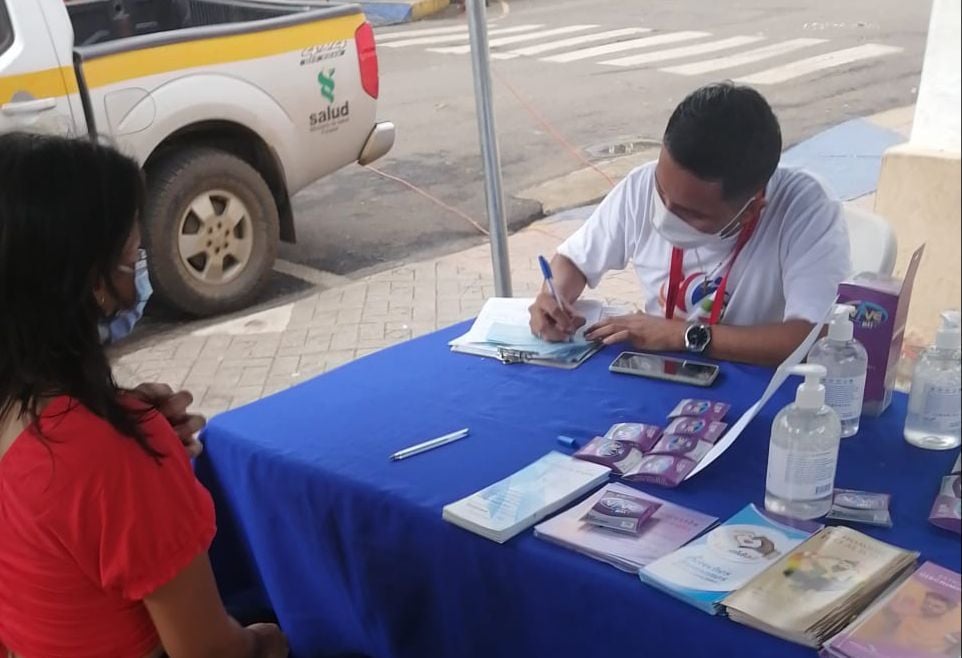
[[0, 0, 394, 315]]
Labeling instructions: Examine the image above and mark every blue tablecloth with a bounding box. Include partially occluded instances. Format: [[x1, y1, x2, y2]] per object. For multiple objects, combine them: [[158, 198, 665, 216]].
[[197, 323, 960, 658]]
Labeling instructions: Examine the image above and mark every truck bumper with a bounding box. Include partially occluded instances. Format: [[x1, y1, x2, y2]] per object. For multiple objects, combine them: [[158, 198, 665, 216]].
[[358, 121, 396, 166]]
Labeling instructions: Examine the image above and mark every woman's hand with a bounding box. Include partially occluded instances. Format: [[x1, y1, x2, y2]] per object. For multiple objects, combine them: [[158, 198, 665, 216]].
[[133, 383, 206, 458], [248, 623, 289, 658]]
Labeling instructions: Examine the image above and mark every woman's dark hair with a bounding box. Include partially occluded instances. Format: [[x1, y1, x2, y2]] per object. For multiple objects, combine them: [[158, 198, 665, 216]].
[[663, 82, 782, 202], [0, 132, 160, 456]]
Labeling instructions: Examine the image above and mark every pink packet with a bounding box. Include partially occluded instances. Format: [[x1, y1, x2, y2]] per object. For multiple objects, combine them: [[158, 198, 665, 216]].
[[604, 423, 663, 452], [623, 454, 697, 488], [648, 435, 713, 462], [930, 475, 961, 535], [581, 489, 662, 535], [663, 417, 728, 444], [668, 399, 730, 422], [574, 436, 645, 476]]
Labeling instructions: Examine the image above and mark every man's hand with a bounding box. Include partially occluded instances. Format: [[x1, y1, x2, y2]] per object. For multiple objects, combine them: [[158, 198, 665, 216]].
[[529, 292, 586, 342], [133, 383, 206, 458], [585, 312, 687, 351]]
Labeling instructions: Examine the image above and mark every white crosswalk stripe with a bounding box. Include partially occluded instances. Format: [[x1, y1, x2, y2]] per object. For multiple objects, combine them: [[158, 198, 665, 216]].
[[377, 21, 904, 88], [541, 31, 710, 63], [380, 25, 543, 48], [602, 35, 765, 67], [662, 38, 827, 75], [428, 25, 600, 55], [735, 43, 903, 84], [491, 28, 651, 60], [376, 25, 473, 41]]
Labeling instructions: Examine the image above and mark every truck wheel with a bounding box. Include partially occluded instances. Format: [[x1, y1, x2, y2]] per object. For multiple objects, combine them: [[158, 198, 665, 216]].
[[143, 148, 279, 317]]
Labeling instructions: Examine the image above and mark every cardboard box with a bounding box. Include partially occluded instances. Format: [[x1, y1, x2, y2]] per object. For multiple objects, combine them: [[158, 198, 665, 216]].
[[836, 245, 925, 416]]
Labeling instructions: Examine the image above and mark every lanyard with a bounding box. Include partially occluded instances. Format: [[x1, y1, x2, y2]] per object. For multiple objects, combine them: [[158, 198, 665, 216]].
[[665, 219, 758, 325]]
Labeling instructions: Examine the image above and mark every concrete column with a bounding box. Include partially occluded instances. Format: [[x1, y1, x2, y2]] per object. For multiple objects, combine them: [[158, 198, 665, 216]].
[[875, 0, 961, 345]]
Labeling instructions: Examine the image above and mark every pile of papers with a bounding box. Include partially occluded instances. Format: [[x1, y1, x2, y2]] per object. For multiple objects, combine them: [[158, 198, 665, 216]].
[[442, 452, 611, 544], [723, 526, 918, 648], [821, 561, 961, 658], [449, 297, 611, 368], [534, 483, 716, 572]]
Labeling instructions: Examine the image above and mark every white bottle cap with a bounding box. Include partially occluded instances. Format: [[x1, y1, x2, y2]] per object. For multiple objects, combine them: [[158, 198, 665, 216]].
[[793, 364, 827, 410], [935, 310, 961, 349], [828, 304, 856, 342]]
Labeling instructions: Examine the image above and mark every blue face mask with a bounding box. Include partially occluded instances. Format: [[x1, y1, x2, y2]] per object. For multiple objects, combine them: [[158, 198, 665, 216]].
[[99, 249, 153, 345]]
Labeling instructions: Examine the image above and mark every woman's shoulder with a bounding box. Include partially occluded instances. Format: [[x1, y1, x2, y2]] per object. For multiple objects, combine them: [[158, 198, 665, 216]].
[[9, 394, 181, 482]]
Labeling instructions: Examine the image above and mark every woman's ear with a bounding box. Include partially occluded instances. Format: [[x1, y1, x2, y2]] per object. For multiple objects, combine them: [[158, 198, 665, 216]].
[[92, 278, 111, 315]]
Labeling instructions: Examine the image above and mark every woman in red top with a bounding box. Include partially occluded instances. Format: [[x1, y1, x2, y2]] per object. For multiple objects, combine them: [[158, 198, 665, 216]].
[[0, 133, 288, 658]]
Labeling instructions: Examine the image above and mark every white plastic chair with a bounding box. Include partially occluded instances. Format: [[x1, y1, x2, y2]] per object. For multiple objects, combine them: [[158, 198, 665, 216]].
[[844, 206, 898, 277]]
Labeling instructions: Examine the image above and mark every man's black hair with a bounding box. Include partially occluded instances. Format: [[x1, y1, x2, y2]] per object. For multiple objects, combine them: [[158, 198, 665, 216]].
[[663, 82, 782, 202]]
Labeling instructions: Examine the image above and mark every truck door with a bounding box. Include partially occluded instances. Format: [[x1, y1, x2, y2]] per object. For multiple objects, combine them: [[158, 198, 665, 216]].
[[0, 0, 77, 136]]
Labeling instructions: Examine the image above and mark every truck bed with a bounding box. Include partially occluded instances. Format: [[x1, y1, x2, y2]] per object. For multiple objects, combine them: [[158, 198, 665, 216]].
[[66, 0, 351, 47]]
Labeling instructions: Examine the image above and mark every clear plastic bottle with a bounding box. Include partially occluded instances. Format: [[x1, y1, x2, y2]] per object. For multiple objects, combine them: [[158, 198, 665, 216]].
[[765, 364, 842, 520], [808, 304, 868, 438], [904, 310, 962, 450]]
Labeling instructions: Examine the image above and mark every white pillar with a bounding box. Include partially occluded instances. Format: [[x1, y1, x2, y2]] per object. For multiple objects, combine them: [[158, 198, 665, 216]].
[[910, 0, 961, 153]]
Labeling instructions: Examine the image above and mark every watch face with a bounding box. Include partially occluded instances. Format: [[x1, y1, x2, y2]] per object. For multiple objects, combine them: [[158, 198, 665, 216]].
[[687, 325, 710, 351]]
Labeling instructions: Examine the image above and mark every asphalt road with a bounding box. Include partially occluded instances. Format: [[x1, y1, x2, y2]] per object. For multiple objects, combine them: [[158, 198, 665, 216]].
[[274, 0, 927, 280]]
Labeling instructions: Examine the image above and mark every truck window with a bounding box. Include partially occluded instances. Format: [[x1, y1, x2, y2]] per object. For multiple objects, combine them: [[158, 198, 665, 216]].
[[0, 2, 13, 56]]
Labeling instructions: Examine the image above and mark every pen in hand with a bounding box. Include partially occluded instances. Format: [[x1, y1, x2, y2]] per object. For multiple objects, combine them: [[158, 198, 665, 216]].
[[538, 255, 575, 340]]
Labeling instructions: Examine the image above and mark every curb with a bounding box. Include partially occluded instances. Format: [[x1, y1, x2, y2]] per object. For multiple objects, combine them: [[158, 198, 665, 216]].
[[353, 0, 450, 26]]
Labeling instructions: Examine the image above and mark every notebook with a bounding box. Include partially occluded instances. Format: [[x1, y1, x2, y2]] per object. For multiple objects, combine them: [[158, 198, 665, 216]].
[[442, 452, 611, 544], [534, 483, 717, 572], [638, 503, 821, 614], [448, 297, 611, 368]]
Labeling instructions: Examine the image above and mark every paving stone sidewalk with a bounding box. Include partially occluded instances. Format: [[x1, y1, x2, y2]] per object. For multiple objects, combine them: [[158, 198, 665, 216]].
[[112, 209, 640, 418]]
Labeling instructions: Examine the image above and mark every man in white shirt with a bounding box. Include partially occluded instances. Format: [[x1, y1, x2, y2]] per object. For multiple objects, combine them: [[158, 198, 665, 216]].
[[529, 83, 851, 366]]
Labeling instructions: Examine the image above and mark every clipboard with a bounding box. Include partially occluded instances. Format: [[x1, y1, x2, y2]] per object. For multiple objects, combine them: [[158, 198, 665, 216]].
[[450, 341, 604, 369]]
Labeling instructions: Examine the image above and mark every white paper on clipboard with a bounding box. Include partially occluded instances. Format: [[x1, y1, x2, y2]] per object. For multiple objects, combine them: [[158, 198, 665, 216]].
[[686, 302, 836, 480]]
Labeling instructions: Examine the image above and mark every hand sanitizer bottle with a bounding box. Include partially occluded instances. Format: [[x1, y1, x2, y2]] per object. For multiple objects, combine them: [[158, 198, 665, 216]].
[[765, 364, 842, 520], [904, 310, 962, 450], [808, 304, 869, 438]]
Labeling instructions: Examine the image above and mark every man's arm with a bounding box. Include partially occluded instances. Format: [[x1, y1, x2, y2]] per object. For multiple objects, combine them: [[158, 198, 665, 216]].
[[585, 314, 812, 366], [709, 319, 813, 366], [529, 254, 589, 341]]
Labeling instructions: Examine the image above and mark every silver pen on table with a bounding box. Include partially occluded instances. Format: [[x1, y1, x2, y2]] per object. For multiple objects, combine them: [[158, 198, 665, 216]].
[[389, 428, 470, 462]]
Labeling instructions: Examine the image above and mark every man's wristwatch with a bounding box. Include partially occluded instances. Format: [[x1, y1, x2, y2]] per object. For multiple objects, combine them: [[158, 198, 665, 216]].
[[684, 322, 712, 354]]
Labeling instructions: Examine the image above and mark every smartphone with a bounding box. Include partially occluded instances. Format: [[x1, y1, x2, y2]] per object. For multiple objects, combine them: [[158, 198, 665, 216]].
[[609, 351, 720, 387]]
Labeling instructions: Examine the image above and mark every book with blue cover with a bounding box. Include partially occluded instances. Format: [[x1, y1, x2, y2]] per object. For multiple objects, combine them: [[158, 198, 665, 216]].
[[442, 452, 611, 543], [638, 503, 821, 615]]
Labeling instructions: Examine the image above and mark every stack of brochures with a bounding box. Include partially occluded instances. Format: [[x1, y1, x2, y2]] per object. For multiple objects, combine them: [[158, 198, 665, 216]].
[[637, 504, 821, 614], [821, 561, 961, 658], [534, 483, 717, 572], [442, 452, 610, 544], [449, 297, 612, 368], [723, 526, 918, 648]]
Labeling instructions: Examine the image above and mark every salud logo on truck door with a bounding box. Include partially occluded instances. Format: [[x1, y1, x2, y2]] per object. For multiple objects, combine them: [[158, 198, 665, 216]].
[[317, 69, 335, 103], [310, 68, 350, 134]]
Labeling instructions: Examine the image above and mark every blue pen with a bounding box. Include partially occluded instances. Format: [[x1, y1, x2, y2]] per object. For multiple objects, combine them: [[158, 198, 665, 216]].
[[538, 255, 567, 313]]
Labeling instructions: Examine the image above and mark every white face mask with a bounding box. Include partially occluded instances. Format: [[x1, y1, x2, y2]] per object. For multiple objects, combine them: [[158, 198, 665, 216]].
[[651, 183, 754, 250]]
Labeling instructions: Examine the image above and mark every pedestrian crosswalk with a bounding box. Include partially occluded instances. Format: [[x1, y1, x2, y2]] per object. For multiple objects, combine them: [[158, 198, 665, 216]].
[[376, 22, 903, 86]]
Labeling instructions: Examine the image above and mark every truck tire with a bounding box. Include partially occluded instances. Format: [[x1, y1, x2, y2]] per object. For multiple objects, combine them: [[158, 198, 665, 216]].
[[143, 147, 279, 317]]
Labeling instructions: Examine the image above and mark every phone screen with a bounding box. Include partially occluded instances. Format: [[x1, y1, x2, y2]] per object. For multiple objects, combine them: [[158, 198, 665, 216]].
[[611, 352, 718, 385]]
